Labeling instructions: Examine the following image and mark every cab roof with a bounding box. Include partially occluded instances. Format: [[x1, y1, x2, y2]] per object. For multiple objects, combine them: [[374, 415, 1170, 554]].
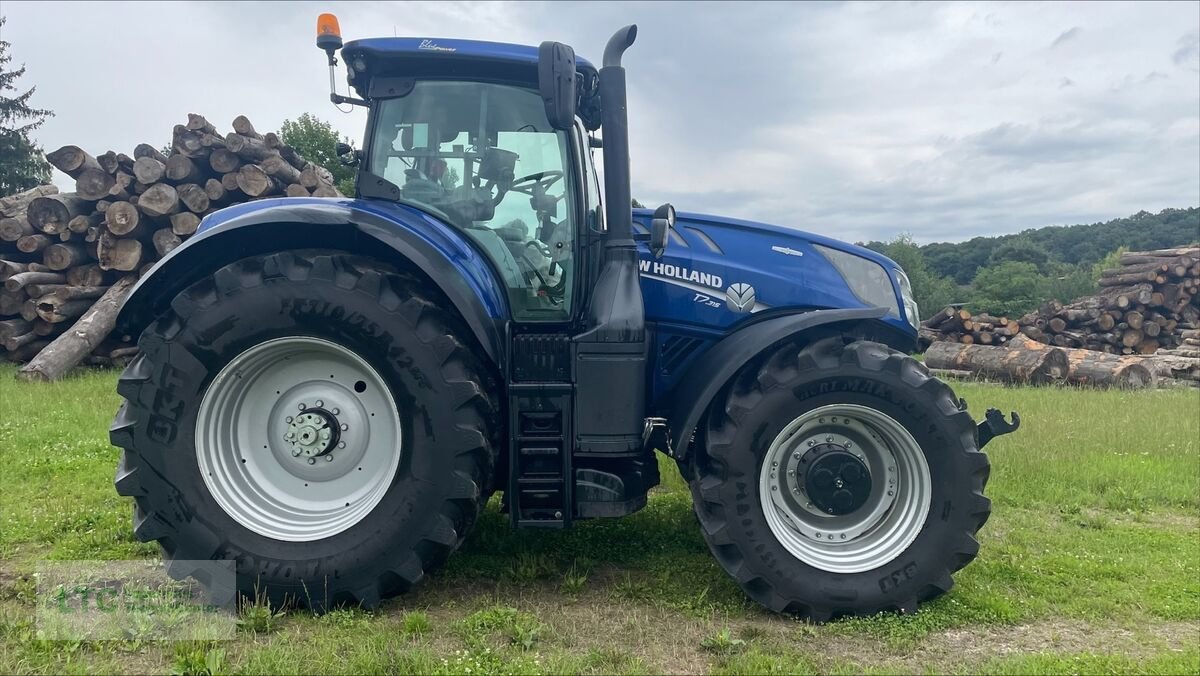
[[342, 37, 597, 99]]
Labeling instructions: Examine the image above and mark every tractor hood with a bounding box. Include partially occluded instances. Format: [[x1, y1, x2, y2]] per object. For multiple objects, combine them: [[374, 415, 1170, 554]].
[[631, 209, 915, 336]]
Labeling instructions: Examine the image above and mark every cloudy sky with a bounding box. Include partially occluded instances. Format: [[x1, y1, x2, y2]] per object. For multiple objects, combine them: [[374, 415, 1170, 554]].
[[3, 1, 1197, 243]]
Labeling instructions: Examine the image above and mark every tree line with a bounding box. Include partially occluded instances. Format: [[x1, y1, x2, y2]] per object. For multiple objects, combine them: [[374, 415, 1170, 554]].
[[865, 207, 1200, 318]]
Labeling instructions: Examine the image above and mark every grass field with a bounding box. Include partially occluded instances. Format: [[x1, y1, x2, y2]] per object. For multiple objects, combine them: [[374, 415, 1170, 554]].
[[0, 364, 1197, 674]]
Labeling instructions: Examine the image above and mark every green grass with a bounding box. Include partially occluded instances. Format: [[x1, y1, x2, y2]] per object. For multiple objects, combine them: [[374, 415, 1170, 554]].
[[0, 366, 1197, 674]]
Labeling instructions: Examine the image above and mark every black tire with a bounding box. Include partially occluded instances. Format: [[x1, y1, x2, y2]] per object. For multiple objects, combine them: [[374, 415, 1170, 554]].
[[110, 251, 498, 610], [690, 337, 990, 621]]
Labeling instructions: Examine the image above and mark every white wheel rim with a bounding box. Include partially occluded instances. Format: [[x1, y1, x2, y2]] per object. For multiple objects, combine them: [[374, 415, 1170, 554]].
[[758, 404, 931, 573], [196, 337, 401, 542]]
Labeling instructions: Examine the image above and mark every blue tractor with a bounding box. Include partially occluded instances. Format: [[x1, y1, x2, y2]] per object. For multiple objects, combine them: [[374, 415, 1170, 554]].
[[110, 16, 1017, 620]]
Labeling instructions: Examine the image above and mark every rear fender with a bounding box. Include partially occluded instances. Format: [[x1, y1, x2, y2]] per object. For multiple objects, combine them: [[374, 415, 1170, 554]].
[[116, 199, 509, 368], [664, 306, 895, 466]]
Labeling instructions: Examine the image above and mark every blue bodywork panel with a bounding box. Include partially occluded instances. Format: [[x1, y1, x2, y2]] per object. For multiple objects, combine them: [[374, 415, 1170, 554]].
[[630, 209, 914, 400], [124, 196, 914, 403], [341, 37, 597, 99], [193, 198, 508, 318]]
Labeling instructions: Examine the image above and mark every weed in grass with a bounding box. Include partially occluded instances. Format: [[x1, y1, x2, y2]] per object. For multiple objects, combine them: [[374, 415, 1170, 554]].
[[170, 644, 225, 676], [701, 627, 747, 656], [737, 624, 767, 642], [580, 647, 644, 674], [560, 560, 589, 595], [710, 647, 820, 675], [610, 572, 653, 602], [507, 551, 557, 583], [237, 593, 284, 634], [458, 604, 546, 651], [402, 609, 431, 637]]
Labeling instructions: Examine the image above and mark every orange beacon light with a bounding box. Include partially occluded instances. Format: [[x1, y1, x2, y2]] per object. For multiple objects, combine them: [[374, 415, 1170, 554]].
[[317, 13, 343, 52]]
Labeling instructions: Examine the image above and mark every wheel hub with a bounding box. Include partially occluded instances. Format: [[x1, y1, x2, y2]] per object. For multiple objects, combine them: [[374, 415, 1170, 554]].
[[800, 444, 871, 515], [285, 408, 340, 458]]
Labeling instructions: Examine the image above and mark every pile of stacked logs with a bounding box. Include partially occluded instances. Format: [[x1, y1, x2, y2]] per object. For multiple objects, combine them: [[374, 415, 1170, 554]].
[[918, 308, 1021, 347], [920, 246, 1200, 388], [1015, 247, 1199, 354], [0, 114, 342, 381]]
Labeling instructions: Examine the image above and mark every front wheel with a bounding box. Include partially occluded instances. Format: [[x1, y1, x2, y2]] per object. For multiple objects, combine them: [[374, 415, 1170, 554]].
[[691, 338, 990, 621], [111, 252, 498, 610]]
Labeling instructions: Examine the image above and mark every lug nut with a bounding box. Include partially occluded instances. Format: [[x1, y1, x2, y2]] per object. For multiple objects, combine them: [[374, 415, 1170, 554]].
[[332, 408, 340, 415], [298, 403, 306, 410], [325, 455, 333, 462], [338, 442, 346, 449], [291, 449, 301, 457], [808, 440, 815, 447], [340, 423, 348, 431], [285, 416, 293, 423], [285, 432, 294, 440], [307, 458, 316, 465], [316, 400, 324, 407]]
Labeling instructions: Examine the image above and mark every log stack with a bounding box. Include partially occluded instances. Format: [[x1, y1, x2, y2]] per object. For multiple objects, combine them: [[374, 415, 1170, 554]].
[[919, 307, 1022, 349], [1014, 247, 1200, 355], [0, 114, 343, 380], [919, 247, 1200, 388]]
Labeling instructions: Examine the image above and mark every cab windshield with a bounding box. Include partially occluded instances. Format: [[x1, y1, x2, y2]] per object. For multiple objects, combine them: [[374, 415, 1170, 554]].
[[368, 81, 576, 321]]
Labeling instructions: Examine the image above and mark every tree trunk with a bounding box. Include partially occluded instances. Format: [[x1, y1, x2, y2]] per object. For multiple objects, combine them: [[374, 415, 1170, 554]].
[[285, 183, 310, 197], [153, 228, 182, 257], [311, 183, 340, 198], [16, 234, 53, 253], [924, 340, 1068, 384], [46, 145, 103, 178], [132, 156, 166, 184], [208, 148, 241, 174], [96, 233, 143, 271], [35, 298, 93, 323], [43, 243, 88, 271], [104, 201, 141, 235], [137, 183, 180, 217], [1008, 334, 1155, 388], [0, 184, 59, 216], [186, 112, 218, 135], [28, 194, 92, 234], [231, 115, 263, 140], [75, 168, 116, 200], [134, 143, 169, 164], [165, 154, 204, 183], [261, 155, 302, 184], [169, 212, 201, 236], [0, 215, 34, 241], [47, 285, 109, 302], [67, 264, 107, 287], [18, 275, 138, 381], [204, 178, 228, 203], [236, 164, 283, 196], [225, 133, 278, 162], [177, 183, 211, 213], [0, 318, 33, 341]]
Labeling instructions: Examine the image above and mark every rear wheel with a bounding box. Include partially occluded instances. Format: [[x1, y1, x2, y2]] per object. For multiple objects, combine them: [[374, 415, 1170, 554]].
[[111, 252, 497, 610], [690, 337, 990, 621]]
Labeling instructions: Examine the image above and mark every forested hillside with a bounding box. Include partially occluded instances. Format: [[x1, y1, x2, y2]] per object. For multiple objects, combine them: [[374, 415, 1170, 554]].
[[864, 207, 1199, 318]]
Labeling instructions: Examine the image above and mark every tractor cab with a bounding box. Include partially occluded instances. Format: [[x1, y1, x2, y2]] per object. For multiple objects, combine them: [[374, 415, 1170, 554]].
[[339, 38, 607, 322]]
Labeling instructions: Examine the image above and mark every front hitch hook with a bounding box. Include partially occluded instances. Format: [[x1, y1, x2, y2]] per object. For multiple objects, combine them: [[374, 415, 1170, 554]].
[[977, 408, 1020, 449]]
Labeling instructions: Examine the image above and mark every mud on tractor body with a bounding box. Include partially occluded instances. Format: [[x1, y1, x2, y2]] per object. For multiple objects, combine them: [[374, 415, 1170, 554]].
[[110, 16, 1018, 621]]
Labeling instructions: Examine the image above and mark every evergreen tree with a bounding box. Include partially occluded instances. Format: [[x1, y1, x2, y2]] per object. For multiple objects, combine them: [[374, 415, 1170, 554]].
[[0, 16, 52, 195]]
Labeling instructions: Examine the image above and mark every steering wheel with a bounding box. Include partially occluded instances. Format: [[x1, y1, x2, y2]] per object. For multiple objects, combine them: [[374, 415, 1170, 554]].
[[509, 170, 564, 196]]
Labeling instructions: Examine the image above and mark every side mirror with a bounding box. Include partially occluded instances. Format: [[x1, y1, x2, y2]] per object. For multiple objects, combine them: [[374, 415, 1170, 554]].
[[650, 203, 675, 259], [538, 41, 578, 131], [336, 142, 360, 167]]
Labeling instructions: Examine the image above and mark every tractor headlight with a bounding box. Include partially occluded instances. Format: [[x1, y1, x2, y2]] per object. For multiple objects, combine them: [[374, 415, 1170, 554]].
[[813, 245, 901, 319], [894, 268, 919, 326]]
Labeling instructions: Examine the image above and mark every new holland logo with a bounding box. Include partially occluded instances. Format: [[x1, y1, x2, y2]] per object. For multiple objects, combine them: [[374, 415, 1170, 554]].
[[726, 283, 756, 313]]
